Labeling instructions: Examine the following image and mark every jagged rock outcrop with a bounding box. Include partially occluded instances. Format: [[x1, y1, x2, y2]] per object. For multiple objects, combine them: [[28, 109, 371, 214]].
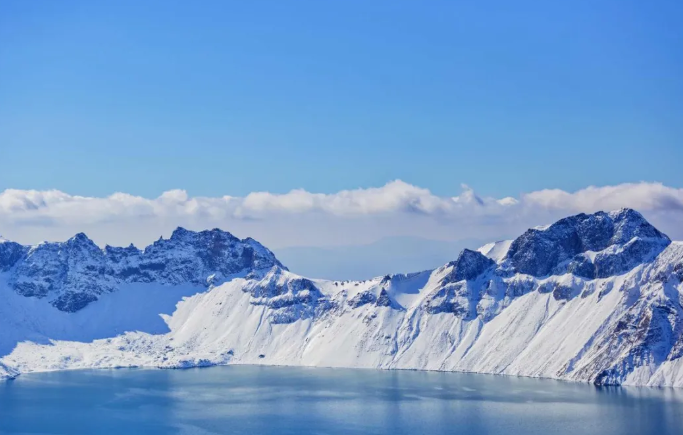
[[0, 240, 27, 272], [441, 249, 495, 283], [505, 209, 670, 279], [2, 228, 283, 312], [243, 267, 330, 324]]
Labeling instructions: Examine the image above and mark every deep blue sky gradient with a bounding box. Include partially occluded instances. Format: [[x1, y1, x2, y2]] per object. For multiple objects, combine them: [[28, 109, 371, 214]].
[[1, 0, 681, 197]]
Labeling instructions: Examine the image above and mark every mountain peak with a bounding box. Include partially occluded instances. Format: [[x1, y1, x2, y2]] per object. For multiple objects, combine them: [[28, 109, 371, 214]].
[[7, 227, 284, 312], [0, 238, 27, 272], [442, 248, 495, 283], [169, 226, 238, 243], [64, 233, 101, 255], [609, 207, 641, 218], [68, 232, 96, 244], [170, 226, 191, 239], [506, 209, 670, 278]]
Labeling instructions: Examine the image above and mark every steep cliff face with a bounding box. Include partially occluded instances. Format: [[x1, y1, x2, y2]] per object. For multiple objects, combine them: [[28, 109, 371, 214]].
[[1, 209, 682, 387]]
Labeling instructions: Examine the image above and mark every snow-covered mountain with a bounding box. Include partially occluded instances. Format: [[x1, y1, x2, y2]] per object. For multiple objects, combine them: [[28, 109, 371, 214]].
[[1, 209, 682, 388], [2, 228, 283, 312]]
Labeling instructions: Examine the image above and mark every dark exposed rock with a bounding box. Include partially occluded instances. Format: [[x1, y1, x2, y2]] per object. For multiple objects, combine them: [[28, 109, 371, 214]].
[[4, 228, 284, 312], [52, 292, 99, 313], [347, 285, 401, 310], [245, 268, 329, 324], [537, 282, 555, 294], [503, 277, 536, 298], [10, 233, 114, 310], [552, 284, 578, 301], [0, 241, 28, 272], [348, 290, 377, 308], [375, 289, 393, 307], [441, 249, 495, 284], [566, 255, 596, 279], [593, 237, 668, 278], [506, 209, 670, 279], [596, 282, 615, 301], [424, 282, 477, 319], [13, 281, 50, 298], [674, 263, 683, 282]]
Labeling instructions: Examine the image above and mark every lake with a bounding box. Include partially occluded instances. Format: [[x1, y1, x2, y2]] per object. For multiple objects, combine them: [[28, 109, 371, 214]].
[[1, 365, 682, 435]]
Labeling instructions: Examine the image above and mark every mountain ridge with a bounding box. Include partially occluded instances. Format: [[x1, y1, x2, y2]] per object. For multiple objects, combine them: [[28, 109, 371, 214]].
[[2, 227, 284, 312], [1, 208, 682, 388]]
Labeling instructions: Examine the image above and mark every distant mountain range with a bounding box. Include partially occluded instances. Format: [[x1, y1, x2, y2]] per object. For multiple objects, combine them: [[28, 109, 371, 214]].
[[1, 208, 682, 388]]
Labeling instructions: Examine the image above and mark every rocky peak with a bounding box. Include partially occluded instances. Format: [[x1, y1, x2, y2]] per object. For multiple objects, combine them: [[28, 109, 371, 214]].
[[139, 227, 284, 276], [168, 227, 239, 244], [609, 208, 667, 243], [64, 232, 104, 258], [104, 243, 141, 261], [170, 226, 193, 241], [505, 209, 670, 278], [0, 240, 28, 272], [442, 249, 495, 284], [243, 266, 328, 323], [68, 232, 96, 245], [4, 228, 285, 312]]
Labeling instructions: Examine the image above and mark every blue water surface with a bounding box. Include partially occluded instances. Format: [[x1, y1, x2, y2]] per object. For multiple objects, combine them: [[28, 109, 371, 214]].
[[1, 365, 682, 435]]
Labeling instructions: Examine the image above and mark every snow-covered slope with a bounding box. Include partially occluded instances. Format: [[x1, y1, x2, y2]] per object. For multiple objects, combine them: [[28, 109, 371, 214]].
[[1, 209, 682, 387], [477, 239, 512, 262]]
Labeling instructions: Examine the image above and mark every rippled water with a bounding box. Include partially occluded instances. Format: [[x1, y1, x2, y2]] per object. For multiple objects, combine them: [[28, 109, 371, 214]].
[[1, 366, 682, 434]]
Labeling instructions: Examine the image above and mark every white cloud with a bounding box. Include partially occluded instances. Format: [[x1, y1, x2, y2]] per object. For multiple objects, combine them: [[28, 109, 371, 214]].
[[235, 181, 453, 217], [1, 181, 682, 249]]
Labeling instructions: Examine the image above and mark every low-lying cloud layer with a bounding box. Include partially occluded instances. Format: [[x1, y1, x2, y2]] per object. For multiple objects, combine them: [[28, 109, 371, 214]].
[[1, 181, 682, 250]]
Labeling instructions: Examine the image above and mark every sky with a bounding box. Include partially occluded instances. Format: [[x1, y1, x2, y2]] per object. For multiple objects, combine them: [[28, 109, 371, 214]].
[[1, 1, 682, 278], [1, 0, 681, 198]]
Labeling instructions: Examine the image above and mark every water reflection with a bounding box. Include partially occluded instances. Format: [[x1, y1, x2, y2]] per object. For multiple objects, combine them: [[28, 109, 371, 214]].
[[1, 366, 682, 435]]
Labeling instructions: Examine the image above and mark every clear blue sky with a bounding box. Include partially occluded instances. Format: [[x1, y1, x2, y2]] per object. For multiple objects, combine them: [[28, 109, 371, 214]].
[[1, 0, 681, 198]]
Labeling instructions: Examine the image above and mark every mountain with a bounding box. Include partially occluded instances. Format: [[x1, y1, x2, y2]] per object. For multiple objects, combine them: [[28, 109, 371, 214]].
[[2, 228, 283, 312], [1, 208, 682, 388]]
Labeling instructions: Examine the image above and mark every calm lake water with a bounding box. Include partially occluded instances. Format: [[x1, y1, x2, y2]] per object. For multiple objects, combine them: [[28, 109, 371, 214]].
[[1, 365, 682, 435]]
